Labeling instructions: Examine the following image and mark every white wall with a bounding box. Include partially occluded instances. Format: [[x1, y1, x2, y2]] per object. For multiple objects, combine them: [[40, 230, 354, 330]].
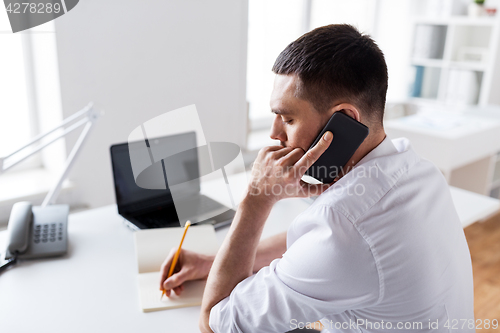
[[54, 0, 248, 209], [375, 0, 413, 103]]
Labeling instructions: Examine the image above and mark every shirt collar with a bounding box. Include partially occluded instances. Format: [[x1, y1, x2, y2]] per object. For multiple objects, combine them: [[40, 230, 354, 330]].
[[356, 135, 408, 167]]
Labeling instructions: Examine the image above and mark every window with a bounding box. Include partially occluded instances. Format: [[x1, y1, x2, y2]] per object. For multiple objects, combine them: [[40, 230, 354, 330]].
[[0, 10, 63, 172], [246, 0, 307, 129], [310, 0, 377, 33], [246, 0, 378, 132], [0, 10, 36, 163]]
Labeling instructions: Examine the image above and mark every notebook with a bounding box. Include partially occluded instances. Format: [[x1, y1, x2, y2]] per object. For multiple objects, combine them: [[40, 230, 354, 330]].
[[134, 224, 219, 312]]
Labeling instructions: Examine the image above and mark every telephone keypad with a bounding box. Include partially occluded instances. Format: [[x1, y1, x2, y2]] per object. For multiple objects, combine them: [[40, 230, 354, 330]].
[[33, 223, 65, 244]]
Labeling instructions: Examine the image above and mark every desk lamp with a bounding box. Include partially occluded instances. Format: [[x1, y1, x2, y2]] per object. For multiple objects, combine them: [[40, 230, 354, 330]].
[[0, 103, 100, 272]]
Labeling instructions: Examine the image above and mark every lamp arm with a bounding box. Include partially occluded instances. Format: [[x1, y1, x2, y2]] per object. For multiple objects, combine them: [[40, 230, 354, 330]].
[[41, 110, 98, 207], [1, 117, 89, 173], [0, 102, 100, 206], [4, 103, 93, 159]]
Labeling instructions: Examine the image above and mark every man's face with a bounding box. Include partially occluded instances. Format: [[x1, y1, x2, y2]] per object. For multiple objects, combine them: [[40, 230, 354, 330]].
[[269, 74, 329, 151]]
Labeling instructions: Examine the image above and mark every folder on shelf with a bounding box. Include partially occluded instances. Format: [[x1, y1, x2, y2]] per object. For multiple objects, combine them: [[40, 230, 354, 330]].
[[444, 69, 479, 105], [411, 66, 424, 97], [413, 24, 446, 59], [134, 224, 219, 312]]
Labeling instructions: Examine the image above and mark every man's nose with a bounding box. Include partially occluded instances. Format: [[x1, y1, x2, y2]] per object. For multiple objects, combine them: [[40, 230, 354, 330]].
[[270, 115, 287, 143]]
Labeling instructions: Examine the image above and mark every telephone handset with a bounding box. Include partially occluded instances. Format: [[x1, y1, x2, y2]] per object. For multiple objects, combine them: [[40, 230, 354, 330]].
[[1, 202, 69, 272]]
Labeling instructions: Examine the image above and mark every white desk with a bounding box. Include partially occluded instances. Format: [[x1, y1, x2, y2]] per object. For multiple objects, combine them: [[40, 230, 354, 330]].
[[0, 198, 310, 333], [385, 106, 500, 196], [0, 178, 498, 332], [450, 186, 499, 227]]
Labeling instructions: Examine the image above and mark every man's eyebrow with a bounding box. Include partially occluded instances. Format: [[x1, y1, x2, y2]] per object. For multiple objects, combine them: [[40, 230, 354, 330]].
[[271, 109, 293, 115]]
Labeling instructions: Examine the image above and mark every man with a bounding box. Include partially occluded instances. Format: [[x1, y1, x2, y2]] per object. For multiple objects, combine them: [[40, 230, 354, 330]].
[[160, 24, 474, 333]]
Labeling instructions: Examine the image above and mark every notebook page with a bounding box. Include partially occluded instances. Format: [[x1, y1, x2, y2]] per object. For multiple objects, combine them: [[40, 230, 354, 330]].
[[138, 271, 206, 312], [134, 224, 219, 274], [134, 224, 219, 312]]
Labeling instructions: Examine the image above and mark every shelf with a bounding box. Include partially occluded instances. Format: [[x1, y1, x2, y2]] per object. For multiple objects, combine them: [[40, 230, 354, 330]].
[[409, 3, 500, 200], [411, 59, 487, 71], [411, 58, 445, 67], [409, 97, 440, 104], [450, 16, 498, 26], [449, 61, 487, 71], [413, 16, 498, 26], [410, 3, 499, 109], [413, 17, 451, 25]]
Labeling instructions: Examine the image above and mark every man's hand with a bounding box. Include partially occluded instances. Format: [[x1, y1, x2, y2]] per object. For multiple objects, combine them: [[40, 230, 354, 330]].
[[248, 131, 333, 203], [159, 232, 288, 298], [199, 131, 334, 333], [159, 248, 214, 297]]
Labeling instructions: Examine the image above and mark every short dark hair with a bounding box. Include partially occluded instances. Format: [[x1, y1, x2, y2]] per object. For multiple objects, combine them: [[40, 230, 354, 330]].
[[272, 24, 388, 124]]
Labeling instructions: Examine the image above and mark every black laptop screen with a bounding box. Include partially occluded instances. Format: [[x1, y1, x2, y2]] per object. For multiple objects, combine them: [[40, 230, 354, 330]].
[[110, 132, 198, 214]]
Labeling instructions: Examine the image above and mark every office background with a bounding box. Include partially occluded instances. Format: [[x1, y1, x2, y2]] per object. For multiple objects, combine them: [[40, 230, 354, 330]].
[[2, 0, 500, 329], [1, 2, 500, 222], [3, 0, 500, 222], [1, 0, 500, 222]]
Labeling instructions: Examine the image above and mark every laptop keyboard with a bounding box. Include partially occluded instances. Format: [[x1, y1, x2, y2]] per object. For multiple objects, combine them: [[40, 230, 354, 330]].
[[137, 196, 228, 228], [142, 216, 175, 228], [174, 195, 229, 221], [135, 210, 179, 228], [190, 196, 226, 214]]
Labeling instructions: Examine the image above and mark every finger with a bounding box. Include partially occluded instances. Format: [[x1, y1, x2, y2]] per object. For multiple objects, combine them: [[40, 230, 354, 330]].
[[258, 145, 283, 156], [280, 147, 305, 166], [271, 146, 294, 159], [173, 284, 184, 296], [159, 248, 177, 290], [163, 269, 189, 291], [294, 131, 333, 172]]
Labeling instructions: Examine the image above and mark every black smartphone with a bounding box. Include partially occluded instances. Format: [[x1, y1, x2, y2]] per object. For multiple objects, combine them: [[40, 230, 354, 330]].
[[305, 112, 369, 184]]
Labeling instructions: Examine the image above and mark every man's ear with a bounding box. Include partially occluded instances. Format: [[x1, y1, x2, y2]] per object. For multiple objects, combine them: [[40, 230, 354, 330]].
[[330, 103, 361, 122]]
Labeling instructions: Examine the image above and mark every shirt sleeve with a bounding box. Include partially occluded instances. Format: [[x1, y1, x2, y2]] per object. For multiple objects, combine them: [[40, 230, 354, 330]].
[[209, 205, 381, 333]]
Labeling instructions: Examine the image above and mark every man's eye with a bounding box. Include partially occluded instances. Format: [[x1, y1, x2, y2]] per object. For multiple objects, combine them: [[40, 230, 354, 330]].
[[283, 119, 293, 124]]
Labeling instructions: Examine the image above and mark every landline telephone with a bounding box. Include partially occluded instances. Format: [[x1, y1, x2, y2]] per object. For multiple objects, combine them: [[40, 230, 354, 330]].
[[1, 202, 68, 273], [0, 104, 98, 274]]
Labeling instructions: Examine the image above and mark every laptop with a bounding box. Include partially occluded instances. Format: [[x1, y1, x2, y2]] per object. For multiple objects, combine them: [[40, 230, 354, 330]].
[[110, 132, 235, 230]]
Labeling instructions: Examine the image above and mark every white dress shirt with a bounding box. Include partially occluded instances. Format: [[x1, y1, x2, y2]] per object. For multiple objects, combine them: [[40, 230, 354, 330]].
[[209, 137, 475, 333]]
